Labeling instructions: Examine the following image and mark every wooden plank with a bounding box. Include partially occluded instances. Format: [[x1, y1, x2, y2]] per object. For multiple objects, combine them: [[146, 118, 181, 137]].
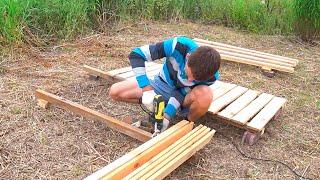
[[209, 86, 248, 114], [218, 90, 260, 119], [197, 42, 295, 67], [247, 97, 286, 131], [146, 129, 215, 180], [220, 53, 294, 73], [137, 126, 211, 179], [196, 42, 297, 66], [101, 122, 194, 179], [232, 93, 274, 124], [85, 120, 189, 180], [194, 38, 299, 64], [35, 89, 152, 142], [83, 65, 114, 79], [108, 62, 159, 77], [125, 125, 206, 180], [211, 83, 237, 101], [116, 64, 162, 79], [209, 80, 225, 91]]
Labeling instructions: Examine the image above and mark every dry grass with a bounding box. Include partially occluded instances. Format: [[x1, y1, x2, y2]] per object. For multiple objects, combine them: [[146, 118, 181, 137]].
[[0, 22, 319, 179]]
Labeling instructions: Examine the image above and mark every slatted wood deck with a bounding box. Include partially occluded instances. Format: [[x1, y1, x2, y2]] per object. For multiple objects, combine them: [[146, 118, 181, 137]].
[[84, 62, 286, 133]]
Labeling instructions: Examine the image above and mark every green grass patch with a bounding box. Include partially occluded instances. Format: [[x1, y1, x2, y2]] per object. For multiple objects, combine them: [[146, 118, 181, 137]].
[[10, 106, 22, 114], [0, 0, 319, 44]]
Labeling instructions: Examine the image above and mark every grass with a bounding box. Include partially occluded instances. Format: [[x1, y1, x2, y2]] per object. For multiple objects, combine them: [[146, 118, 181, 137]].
[[0, 0, 94, 45], [0, 22, 319, 179], [0, 0, 319, 45]]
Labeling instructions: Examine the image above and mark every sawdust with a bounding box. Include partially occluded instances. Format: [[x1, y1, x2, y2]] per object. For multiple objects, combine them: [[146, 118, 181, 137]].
[[0, 22, 319, 179]]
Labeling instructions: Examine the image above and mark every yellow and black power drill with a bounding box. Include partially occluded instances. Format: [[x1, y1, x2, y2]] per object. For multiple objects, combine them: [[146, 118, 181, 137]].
[[150, 95, 165, 137]]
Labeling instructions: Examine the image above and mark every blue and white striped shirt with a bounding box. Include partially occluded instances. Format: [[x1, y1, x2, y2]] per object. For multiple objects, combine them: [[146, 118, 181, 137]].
[[129, 36, 220, 118]]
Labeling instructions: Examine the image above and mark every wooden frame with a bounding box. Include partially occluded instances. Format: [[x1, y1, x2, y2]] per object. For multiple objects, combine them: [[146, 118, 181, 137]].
[[83, 64, 286, 135], [35, 89, 152, 142]]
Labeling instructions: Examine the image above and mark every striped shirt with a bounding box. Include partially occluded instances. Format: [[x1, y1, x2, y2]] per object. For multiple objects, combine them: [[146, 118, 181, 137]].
[[129, 36, 220, 118]]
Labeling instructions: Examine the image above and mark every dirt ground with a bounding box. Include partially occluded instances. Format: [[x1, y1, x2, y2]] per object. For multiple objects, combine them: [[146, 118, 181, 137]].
[[0, 22, 319, 179]]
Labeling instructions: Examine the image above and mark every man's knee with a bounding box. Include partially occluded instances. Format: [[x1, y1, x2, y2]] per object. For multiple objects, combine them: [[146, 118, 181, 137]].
[[191, 85, 213, 109], [108, 83, 120, 101]]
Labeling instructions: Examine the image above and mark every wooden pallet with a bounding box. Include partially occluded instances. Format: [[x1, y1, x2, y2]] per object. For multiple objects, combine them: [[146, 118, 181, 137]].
[[84, 62, 287, 145], [193, 38, 299, 76], [85, 121, 215, 180]]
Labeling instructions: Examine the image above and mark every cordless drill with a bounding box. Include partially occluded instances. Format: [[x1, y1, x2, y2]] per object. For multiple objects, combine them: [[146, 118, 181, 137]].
[[150, 95, 165, 137]]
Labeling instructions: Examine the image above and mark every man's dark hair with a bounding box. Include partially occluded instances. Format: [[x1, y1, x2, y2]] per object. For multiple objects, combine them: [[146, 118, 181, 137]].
[[187, 46, 221, 81]]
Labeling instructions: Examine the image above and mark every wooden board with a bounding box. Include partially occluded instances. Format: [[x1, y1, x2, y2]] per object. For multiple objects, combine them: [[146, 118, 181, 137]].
[[137, 126, 211, 179], [125, 125, 206, 180], [108, 62, 159, 77], [210, 82, 237, 101], [117, 64, 162, 79], [209, 86, 248, 113], [247, 97, 286, 131], [35, 89, 152, 142], [146, 129, 215, 180], [194, 38, 298, 64], [231, 93, 274, 124], [85, 120, 190, 180], [83, 65, 114, 79], [218, 90, 260, 119], [101, 122, 194, 179], [198, 45, 294, 73], [197, 42, 295, 68]]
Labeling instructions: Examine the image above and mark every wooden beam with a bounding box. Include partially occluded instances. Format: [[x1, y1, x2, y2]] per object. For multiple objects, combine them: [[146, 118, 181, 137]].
[[146, 129, 215, 180], [83, 65, 113, 79], [125, 125, 207, 180], [211, 82, 237, 101], [197, 42, 295, 67], [218, 90, 260, 119], [196, 42, 297, 66], [222, 53, 294, 73], [35, 89, 152, 142], [232, 93, 274, 124], [201, 45, 295, 73], [247, 97, 286, 131], [194, 38, 299, 64], [85, 120, 190, 180], [209, 86, 248, 114], [117, 64, 162, 79], [101, 122, 194, 179]]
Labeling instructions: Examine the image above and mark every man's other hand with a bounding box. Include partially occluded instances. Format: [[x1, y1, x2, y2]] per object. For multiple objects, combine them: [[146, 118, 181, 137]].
[[142, 89, 156, 112]]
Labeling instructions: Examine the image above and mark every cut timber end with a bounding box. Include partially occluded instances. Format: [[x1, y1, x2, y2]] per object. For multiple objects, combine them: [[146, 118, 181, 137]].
[[37, 99, 49, 109]]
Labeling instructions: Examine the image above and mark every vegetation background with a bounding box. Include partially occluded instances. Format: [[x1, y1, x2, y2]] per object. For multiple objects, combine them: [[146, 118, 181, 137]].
[[0, 0, 319, 45]]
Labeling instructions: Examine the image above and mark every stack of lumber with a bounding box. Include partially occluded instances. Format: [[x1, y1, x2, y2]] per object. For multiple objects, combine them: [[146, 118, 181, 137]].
[[193, 38, 299, 73], [85, 120, 215, 180]]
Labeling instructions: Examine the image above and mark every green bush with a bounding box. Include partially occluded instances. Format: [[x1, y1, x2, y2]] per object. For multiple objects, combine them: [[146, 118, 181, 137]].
[[293, 0, 320, 41], [0, 0, 94, 45], [1, 0, 318, 45]]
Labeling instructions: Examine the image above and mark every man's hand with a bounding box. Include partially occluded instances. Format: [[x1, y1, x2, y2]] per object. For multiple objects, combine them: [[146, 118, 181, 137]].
[[142, 88, 156, 112]]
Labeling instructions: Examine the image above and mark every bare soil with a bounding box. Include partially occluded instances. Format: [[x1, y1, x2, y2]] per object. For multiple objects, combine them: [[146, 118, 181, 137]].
[[0, 22, 319, 179]]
